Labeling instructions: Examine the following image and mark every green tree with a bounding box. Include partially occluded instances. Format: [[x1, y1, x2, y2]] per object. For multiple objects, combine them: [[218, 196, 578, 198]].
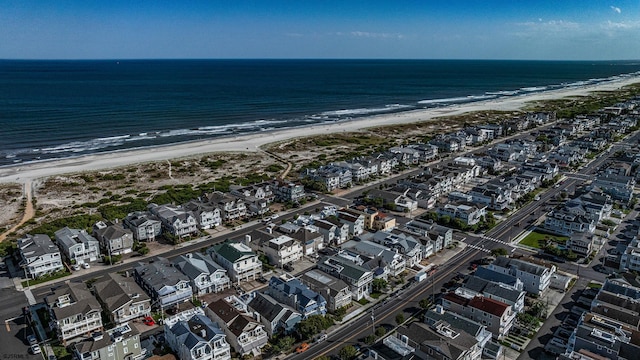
[[339, 345, 358, 360], [419, 298, 432, 309], [372, 278, 388, 293], [395, 313, 405, 325], [375, 326, 387, 337], [491, 248, 508, 257]]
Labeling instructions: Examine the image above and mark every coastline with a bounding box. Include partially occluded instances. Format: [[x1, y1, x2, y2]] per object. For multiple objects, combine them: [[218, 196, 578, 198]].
[[1, 75, 639, 185]]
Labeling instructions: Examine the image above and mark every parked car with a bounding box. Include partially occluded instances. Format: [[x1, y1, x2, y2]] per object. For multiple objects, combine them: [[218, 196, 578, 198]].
[[296, 343, 310, 353], [143, 316, 155, 326], [71, 264, 81, 271], [27, 335, 37, 345], [30, 344, 41, 355], [81, 263, 90, 269]]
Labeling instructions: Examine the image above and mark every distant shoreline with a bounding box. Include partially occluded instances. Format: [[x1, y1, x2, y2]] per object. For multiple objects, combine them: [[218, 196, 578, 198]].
[[1, 75, 639, 185]]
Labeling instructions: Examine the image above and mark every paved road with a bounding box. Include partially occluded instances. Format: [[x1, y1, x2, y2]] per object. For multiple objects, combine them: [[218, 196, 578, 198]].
[[0, 288, 40, 360]]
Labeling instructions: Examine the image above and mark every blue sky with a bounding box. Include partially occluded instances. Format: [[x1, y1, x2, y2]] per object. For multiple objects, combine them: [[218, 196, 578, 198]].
[[1, 1, 640, 60]]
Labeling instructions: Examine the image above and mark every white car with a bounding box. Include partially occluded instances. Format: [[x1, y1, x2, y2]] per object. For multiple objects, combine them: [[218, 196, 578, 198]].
[[71, 264, 81, 271], [30, 344, 41, 355], [81, 263, 90, 269]]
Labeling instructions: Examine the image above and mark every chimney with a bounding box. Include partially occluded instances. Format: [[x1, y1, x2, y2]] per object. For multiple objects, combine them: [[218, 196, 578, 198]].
[[200, 329, 207, 338], [369, 350, 378, 359], [254, 311, 261, 322], [435, 304, 444, 314], [266, 227, 273, 234], [244, 235, 251, 245], [401, 334, 409, 345]]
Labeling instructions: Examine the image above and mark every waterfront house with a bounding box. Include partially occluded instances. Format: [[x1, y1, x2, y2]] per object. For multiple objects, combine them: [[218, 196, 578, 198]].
[[206, 191, 247, 221], [17, 233, 64, 279], [272, 179, 306, 203], [55, 227, 100, 265], [149, 204, 199, 238], [123, 211, 162, 242], [183, 200, 222, 230], [133, 257, 193, 310], [46, 282, 103, 345], [93, 272, 151, 325], [173, 253, 231, 295], [93, 220, 134, 256]]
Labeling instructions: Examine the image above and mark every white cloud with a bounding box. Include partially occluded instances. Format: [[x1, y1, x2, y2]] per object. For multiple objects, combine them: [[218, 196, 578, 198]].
[[602, 20, 640, 30], [610, 6, 621, 14], [514, 19, 580, 33], [349, 31, 404, 39]]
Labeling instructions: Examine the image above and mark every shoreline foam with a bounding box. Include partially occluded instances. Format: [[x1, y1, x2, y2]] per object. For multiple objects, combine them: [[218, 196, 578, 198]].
[[1, 75, 639, 185]]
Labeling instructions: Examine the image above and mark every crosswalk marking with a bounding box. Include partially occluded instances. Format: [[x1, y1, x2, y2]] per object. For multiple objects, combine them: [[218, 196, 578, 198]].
[[466, 244, 491, 253], [481, 235, 510, 245]]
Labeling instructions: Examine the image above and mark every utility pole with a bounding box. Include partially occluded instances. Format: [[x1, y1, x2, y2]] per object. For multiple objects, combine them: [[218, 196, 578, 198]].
[[371, 308, 375, 336]]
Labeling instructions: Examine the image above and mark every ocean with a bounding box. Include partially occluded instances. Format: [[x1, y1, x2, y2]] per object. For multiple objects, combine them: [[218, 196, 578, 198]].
[[2, 59, 640, 167]]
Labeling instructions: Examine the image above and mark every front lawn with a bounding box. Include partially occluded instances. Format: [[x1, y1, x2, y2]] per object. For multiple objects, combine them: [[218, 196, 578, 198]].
[[519, 231, 569, 249]]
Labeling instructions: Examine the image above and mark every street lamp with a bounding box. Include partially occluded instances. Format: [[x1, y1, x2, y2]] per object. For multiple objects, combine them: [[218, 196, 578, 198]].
[[22, 264, 30, 289]]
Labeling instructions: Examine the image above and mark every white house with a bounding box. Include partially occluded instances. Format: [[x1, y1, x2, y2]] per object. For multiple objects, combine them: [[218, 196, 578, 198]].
[[54, 227, 100, 265], [488, 257, 555, 295], [17, 234, 64, 279], [209, 242, 262, 284]]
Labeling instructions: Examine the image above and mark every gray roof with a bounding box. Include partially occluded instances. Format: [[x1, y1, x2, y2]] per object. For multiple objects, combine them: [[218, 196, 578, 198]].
[[94, 221, 132, 241], [396, 322, 478, 360], [168, 314, 226, 351], [318, 256, 371, 281], [463, 276, 523, 303], [123, 211, 160, 228], [18, 234, 59, 258], [47, 282, 102, 320], [73, 322, 139, 355], [474, 266, 519, 287], [248, 292, 289, 323], [424, 308, 484, 338], [134, 257, 190, 291], [173, 252, 225, 281], [300, 270, 350, 297], [93, 273, 149, 312], [54, 227, 98, 249], [492, 256, 548, 276]]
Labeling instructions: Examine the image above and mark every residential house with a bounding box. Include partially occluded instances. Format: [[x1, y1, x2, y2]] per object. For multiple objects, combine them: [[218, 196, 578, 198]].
[[620, 238, 640, 272], [123, 211, 162, 242], [543, 208, 596, 236], [262, 234, 303, 268], [72, 323, 145, 360], [93, 220, 134, 256], [567, 233, 596, 257], [55, 227, 100, 265], [247, 292, 302, 336], [337, 208, 365, 237], [317, 256, 373, 300], [365, 189, 419, 212], [299, 270, 352, 313], [164, 310, 231, 360], [395, 321, 483, 360], [372, 212, 396, 231], [488, 257, 555, 295], [289, 228, 324, 256], [313, 219, 337, 245], [45, 282, 103, 344], [368, 230, 423, 268], [205, 299, 268, 356], [149, 204, 198, 238], [303, 165, 352, 191], [436, 203, 487, 226], [473, 267, 524, 292], [272, 179, 306, 203], [267, 274, 327, 318], [441, 293, 516, 340], [592, 174, 636, 203], [173, 253, 231, 295], [230, 183, 273, 216], [209, 242, 262, 284], [424, 306, 496, 357], [341, 240, 407, 278], [17, 234, 64, 279], [456, 276, 525, 313], [183, 201, 222, 230], [566, 312, 640, 360], [133, 257, 193, 309], [206, 191, 247, 221], [93, 273, 151, 325]]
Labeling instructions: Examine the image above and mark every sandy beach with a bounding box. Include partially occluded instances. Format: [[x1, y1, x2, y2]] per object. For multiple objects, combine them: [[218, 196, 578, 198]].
[[1, 76, 639, 185]]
